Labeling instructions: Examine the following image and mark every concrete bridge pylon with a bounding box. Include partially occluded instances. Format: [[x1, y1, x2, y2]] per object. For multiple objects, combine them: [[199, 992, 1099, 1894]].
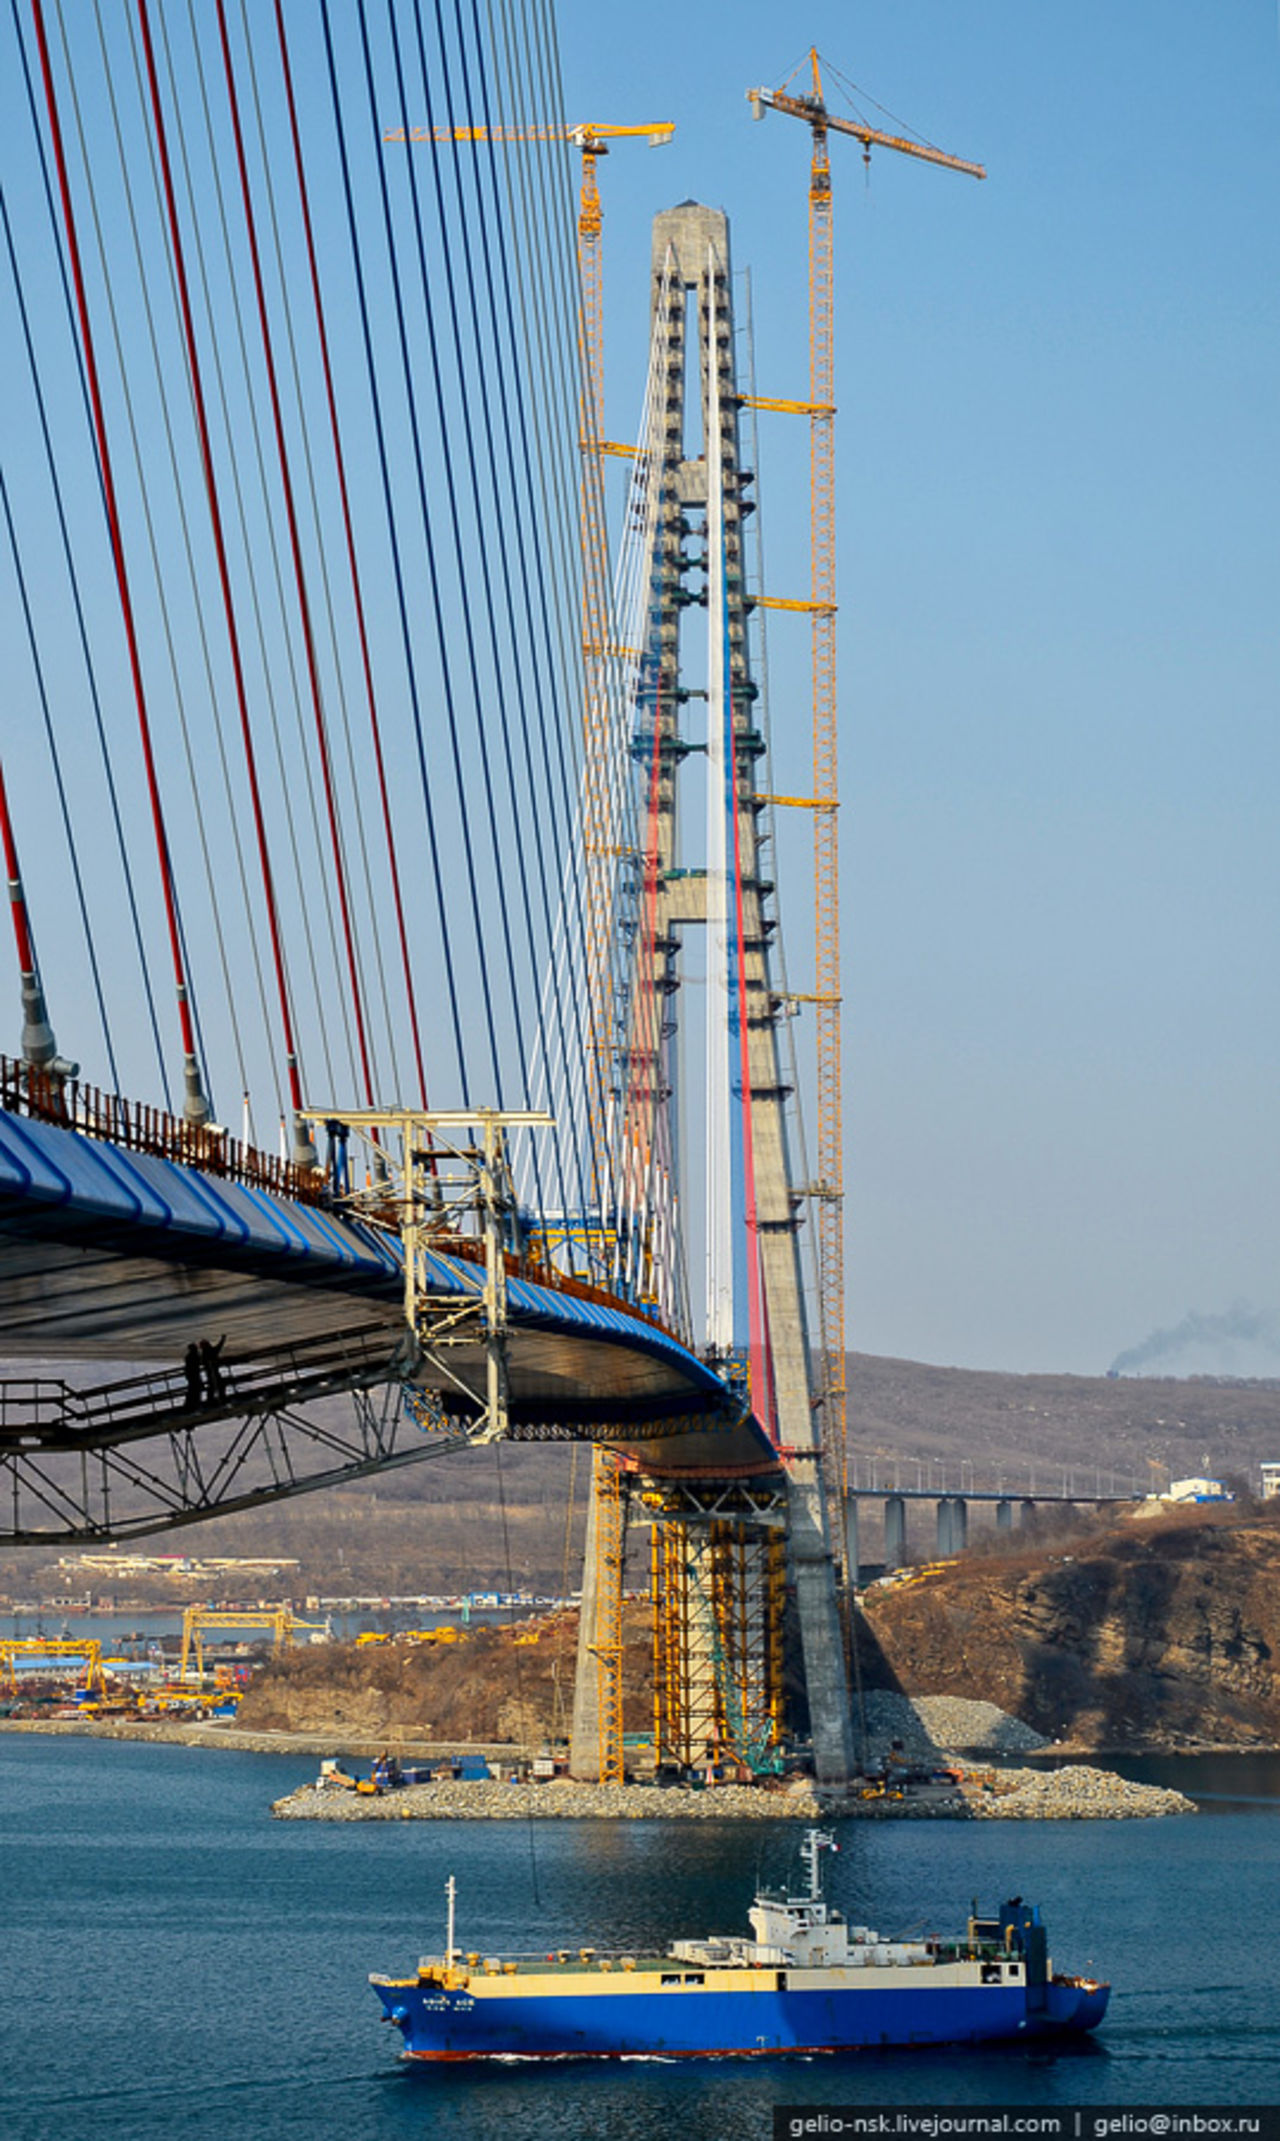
[[570, 202, 854, 1787]]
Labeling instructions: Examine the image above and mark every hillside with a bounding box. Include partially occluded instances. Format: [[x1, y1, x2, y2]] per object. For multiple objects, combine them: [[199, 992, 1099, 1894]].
[[856, 1502, 1280, 1751], [233, 1504, 1280, 1757], [5, 1350, 1280, 1604], [235, 1604, 654, 1744], [843, 1352, 1280, 1493]]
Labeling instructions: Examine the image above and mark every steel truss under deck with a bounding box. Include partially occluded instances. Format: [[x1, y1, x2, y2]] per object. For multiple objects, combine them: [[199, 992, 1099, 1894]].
[[0, 1326, 722, 1546]]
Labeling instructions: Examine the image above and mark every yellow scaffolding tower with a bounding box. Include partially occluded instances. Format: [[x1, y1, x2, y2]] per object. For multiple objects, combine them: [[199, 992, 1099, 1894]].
[[651, 1521, 687, 1767], [650, 1521, 785, 1772]]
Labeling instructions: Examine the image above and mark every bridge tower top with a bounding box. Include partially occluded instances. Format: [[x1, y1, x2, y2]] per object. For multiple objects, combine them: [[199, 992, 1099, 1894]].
[[650, 200, 731, 284]]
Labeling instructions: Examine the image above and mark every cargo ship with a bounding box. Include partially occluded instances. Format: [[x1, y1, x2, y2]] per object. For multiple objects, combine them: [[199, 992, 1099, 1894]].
[[369, 1829, 1108, 2060]]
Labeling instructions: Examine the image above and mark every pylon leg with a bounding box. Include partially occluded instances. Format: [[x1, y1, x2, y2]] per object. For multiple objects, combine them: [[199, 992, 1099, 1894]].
[[569, 1447, 626, 1782]]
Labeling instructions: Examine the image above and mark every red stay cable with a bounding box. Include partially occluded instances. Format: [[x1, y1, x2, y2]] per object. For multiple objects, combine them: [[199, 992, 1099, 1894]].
[[0, 757, 37, 981], [30, 0, 201, 1095], [215, 0, 377, 1110], [729, 731, 774, 1442], [136, 0, 303, 1118], [273, 0, 429, 1109]]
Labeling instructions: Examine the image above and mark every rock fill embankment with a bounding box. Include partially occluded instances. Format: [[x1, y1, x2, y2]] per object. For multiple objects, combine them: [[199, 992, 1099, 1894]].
[[964, 1764, 1193, 1819], [270, 1759, 1193, 1823], [858, 1691, 1048, 1763]]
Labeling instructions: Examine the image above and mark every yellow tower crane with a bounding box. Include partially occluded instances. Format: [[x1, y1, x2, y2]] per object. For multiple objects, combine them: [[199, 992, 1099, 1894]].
[[384, 119, 673, 431], [746, 52, 983, 1530], [384, 118, 672, 1234]]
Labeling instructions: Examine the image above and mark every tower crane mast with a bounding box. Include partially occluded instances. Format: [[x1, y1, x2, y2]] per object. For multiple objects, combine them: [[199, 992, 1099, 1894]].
[[746, 51, 983, 1539]]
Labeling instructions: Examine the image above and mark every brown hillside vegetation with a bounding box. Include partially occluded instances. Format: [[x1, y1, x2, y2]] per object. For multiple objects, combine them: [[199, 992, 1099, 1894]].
[[236, 1605, 654, 1745], [858, 1503, 1280, 1751], [235, 1508, 1280, 1758], [844, 1353, 1280, 1491]]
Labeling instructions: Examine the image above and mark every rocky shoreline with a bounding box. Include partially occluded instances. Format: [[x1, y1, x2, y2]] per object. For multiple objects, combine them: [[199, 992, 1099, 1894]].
[[0, 1718, 514, 1761], [0, 1717, 1201, 1818], [270, 1762, 1194, 1823]]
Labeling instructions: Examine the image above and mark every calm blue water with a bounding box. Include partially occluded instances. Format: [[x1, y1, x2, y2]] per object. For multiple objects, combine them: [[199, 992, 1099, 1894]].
[[1, 1738, 1276, 2141]]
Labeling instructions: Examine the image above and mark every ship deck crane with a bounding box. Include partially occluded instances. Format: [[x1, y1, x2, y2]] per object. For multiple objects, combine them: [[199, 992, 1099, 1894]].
[[745, 51, 983, 1541]]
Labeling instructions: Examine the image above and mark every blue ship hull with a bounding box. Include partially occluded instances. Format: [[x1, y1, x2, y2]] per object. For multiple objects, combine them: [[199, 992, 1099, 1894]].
[[372, 1838, 1109, 2062], [371, 1971, 1109, 2060]]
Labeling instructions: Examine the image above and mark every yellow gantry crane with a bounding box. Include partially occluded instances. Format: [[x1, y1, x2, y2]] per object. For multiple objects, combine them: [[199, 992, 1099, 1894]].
[[746, 52, 983, 1525], [0, 1638, 106, 1695], [177, 1607, 327, 1684]]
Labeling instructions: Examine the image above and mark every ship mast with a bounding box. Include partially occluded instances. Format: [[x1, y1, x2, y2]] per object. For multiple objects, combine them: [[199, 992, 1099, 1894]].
[[800, 1827, 836, 1900]]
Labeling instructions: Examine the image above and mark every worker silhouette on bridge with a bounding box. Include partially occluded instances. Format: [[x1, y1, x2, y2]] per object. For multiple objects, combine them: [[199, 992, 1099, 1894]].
[[199, 1336, 228, 1404], [183, 1343, 202, 1410]]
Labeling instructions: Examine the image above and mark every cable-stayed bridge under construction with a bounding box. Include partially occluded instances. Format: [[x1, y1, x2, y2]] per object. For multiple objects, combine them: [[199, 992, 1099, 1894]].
[[0, 8, 982, 1788]]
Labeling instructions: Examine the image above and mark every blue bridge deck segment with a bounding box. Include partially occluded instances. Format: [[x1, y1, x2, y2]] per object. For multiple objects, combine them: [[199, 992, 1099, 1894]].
[[0, 1109, 776, 1476]]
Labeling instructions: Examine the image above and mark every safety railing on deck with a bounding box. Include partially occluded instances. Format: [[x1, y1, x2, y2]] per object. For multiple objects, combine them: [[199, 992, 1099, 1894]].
[[0, 1055, 324, 1205], [0, 1057, 695, 1350]]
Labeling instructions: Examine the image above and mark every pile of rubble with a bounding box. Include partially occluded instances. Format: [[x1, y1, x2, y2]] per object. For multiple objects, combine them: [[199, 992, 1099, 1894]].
[[858, 1691, 1048, 1763], [967, 1763, 1194, 1819]]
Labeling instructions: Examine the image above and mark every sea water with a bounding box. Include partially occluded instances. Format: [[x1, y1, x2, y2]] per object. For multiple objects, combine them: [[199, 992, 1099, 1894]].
[[1, 1736, 1276, 2141]]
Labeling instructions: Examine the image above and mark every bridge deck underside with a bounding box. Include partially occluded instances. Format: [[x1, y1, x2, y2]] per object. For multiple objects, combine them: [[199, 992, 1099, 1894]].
[[0, 1111, 776, 1477]]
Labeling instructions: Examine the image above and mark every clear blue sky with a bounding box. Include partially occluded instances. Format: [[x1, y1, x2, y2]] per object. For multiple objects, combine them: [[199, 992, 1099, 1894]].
[[560, 0, 1280, 1376]]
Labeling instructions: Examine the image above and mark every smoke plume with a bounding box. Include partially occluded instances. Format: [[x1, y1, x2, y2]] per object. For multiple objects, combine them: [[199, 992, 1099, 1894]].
[[1109, 1301, 1280, 1378]]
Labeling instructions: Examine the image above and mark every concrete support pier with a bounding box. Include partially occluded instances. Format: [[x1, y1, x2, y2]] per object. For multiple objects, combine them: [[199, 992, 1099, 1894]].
[[883, 1493, 907, 1569], [936, 1496, 969, 1554], [996, 1498, 1014, 1532]]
